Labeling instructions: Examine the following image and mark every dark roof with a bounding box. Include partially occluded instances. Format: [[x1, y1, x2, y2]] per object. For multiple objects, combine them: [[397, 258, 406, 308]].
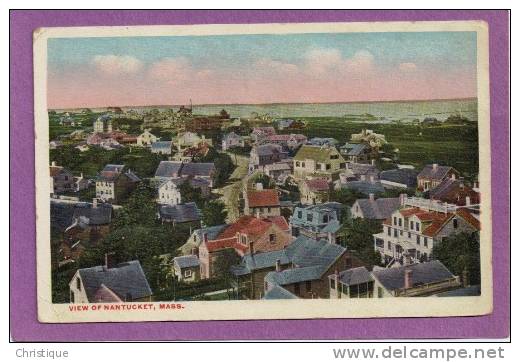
[[77, 260, 152, 302], [180, 162, 216, 178], [372, 260, 455, 292], [151, 141, 173, 149], [345, 162, 379, 177], [51, 201, 112, 231], [330, 267, 373, 286], [102, 164, 124, 173], [418, 164, 457, 181], [265, 265, 323, 285], [232, 235, 345, 278], [72, 202, 113, 225], [354, 197, 401, 220], [255, 143, 283, 157], [340, 180, 385, 195], [159, 202, 201, 223], [155, 161, 183, 178], [347, 143, 370, 156], [173, 255, 200, 269], [263, 285, 299, 299], [380, 168, 418, 188]]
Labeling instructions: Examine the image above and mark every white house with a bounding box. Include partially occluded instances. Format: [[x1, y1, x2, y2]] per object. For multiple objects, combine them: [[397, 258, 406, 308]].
[[157, 179, 182, 206], [137, 129, 158, 146], [222, 132, 244, 150], [373, 205, 480, 265]]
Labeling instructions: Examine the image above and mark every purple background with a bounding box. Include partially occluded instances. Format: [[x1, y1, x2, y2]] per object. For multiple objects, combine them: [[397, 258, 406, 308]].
[[10, 10, 509, 341]]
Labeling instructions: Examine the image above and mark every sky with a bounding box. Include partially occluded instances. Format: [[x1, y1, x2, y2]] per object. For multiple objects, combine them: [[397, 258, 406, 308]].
[[47, 31, 478, 109]]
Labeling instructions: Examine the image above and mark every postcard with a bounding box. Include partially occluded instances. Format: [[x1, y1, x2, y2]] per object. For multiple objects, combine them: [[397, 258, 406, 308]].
[[34, 21, 492, 323]]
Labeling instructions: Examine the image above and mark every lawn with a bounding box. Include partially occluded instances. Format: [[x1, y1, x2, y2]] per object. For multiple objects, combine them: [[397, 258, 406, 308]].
[[284, 118, 479, 178]]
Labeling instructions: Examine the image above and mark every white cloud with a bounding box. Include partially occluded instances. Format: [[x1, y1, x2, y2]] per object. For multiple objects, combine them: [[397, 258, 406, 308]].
[[254, 58, 299, 74], [344, 50, 375, 73], [304, 48, 375, 75], [399, 62, 418, 72], [92, 55, 144, 75]]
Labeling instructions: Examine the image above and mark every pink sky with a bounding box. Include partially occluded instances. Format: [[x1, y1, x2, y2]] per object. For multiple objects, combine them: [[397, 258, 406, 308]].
[[47, 50, 477, 109]]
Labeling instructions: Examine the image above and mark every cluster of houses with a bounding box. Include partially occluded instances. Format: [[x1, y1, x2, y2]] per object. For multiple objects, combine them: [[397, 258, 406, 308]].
[[50, 111, 482, 303]]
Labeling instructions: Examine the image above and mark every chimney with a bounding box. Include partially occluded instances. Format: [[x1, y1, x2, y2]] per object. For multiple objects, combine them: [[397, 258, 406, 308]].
[[369, 193, 375, 201], [248, 240, 255, 255], [462, 269, 469, 288], [451, 173, 456, 180], [399, 193, 407, 206], [275, 259, 281, 272], [433, 163, 438, 171], [51, 161, 56, 167], [92, 198, 98, 208], [404, 269, 413, 289], [104, 253, 115, 269]]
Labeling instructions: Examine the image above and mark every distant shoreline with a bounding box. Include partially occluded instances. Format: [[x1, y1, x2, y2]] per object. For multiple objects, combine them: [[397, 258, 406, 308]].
[[49, 97, 478, 112]]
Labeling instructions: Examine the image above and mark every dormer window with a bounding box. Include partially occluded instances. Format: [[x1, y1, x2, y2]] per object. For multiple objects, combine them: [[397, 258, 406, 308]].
[[76, 277, 81, 291]]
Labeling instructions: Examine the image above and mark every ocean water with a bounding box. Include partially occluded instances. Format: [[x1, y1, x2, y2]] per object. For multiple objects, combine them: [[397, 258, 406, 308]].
[[127, 98, 478, 123]]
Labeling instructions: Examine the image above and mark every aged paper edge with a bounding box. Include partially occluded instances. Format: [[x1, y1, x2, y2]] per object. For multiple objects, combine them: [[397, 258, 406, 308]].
[[33, 21, 493, 323]]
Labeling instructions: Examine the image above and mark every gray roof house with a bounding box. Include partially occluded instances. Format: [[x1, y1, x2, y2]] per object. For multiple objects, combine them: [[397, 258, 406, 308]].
[[151, 140, 173, 155], [337, 179, 385, 195], [289, 202, 343, 243], [328, 266, 374, 299], [173, 255, 201, 283], [380, 168, 418, 189], [70, 260, 152, 303], [350, 195, 401, 220], [155, 161, 184, 179], [173, 255, 200, 269], [158, 202, 202, 226], [263, 285, 299, 299], [307, 137, 338, 147], [371, 260, 460, 297]]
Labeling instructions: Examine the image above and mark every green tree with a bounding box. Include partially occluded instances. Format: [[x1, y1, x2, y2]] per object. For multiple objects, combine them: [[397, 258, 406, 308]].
[[178, 180, 205, 207], [112, 182, 158, 228], [339, 218, 383, 267], [202, 200, 228, 226], [330, 188, 365, 207], [212, 248, 241, 296], [432, 232, 480, 285], [251, 173, 276, 189]]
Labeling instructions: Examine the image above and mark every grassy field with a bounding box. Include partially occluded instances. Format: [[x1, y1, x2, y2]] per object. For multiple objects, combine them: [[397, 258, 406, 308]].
[[285, 117, 479, 178]]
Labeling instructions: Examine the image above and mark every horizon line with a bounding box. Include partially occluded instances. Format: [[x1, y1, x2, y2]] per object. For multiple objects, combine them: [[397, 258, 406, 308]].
[[48, 97, 478, 111]]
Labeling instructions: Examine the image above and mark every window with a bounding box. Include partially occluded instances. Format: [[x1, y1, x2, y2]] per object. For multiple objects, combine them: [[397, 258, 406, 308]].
[[378, 287, 384, 298], [267, 207, 271, 213], [416, 222, 420, 231], [330, 154, 339, 160], [410, 220, 414, 229], [306, 280, 312, 292], [424, 237, 428, 247], [399, 230, 403, 236], [297, 211, 302, 218], [416, 235, 420, 245], [184, 269, 192, 278], [375, 238, 384, 248], [294, 283, 301, 296], [387, 241, 392, 250], [76, 278, 81, 291], [453, 219, 458, 229], [393, 217, 397, 225], [71, 292, 75, 303], [296, 161, 300, 167], [330, 279, 336, 290], [323, 214, 329, 223], [387, 227, 391, 236], [326, 164, 331, 170], [269, 234, 276, 243], [398, 218, 402, 227], [393, 229, 398, 238], [301, 162, 305, 168], [307, 213, 313, 222], [408, 232, 411, 238]]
